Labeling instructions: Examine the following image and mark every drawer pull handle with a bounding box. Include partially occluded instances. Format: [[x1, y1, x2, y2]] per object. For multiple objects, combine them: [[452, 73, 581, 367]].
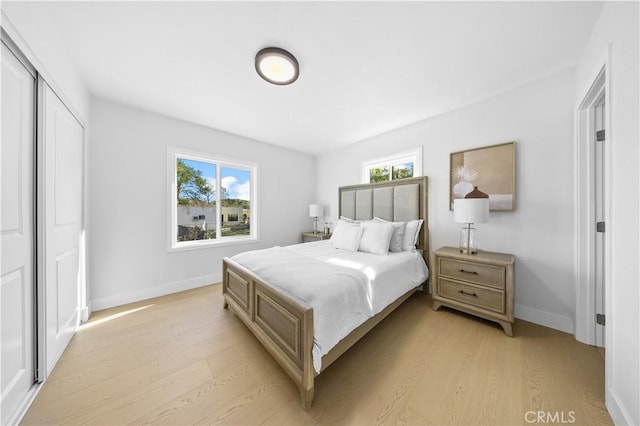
[[458, 269, 478, 275], [458, 290, 478, 298]]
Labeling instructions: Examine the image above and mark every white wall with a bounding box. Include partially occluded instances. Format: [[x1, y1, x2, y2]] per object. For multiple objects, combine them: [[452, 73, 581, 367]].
[[1, 3, 89, 120], [89, 98, 316, 309], [575, 3, 639, 425], [317, 69, 576, 333]]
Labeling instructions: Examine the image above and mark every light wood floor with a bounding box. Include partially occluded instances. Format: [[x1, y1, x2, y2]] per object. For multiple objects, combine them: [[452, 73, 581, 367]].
[[22, 284, 612, 425]]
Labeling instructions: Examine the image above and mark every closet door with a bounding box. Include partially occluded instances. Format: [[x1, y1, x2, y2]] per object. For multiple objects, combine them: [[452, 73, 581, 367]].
[[43, 84, 84, 374], [1, 41, 36, 425]]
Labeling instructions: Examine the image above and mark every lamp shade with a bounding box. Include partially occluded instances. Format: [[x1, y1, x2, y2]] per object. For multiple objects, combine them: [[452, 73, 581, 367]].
[[309, 204, 323, 218], [453, 198, 489, 224]]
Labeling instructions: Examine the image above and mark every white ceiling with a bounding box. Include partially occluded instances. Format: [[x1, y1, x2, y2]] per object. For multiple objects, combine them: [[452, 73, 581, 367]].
[[33, 1, 602, 155]]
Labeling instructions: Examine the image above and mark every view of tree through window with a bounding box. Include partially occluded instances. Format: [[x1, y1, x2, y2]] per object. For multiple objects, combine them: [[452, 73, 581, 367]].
[[392, 162, 414, 180], [369, 166, 390, 183], [368, 161, 414, 183], [175, 157, 252, 243]]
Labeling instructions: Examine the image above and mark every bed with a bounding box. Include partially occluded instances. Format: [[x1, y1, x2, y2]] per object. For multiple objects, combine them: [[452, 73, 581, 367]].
[[222, 176, 429, 410]]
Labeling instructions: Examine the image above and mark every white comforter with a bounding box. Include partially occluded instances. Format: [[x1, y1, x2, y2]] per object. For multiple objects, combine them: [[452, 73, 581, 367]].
[[231, 241, 429, 372]]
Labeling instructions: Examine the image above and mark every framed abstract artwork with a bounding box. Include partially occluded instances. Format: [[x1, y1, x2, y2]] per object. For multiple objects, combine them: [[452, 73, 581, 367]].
[[450, 141, 516, 211]]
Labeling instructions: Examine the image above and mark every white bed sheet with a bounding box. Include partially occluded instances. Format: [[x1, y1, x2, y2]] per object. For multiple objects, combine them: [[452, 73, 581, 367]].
[[231, 240, 429, 372]]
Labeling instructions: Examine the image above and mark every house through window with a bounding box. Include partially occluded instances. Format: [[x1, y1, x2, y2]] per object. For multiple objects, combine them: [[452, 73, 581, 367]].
[[168, 147, 256, 250]]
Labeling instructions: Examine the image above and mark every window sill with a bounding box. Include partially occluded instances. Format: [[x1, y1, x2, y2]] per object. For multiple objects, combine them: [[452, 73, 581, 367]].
[[169, 236, 259, 252]]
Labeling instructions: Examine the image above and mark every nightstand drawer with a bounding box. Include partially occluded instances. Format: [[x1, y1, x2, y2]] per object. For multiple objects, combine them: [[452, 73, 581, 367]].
[[439, 258, 505, 290], [438, 277, 505, 313]]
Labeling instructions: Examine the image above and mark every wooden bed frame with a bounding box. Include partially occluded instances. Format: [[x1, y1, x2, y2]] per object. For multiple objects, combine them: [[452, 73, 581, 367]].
[[222, 176, 429, 410]]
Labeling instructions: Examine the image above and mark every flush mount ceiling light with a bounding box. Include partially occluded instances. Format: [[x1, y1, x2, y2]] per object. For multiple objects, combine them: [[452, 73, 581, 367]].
[[255, 47, 299, 85]]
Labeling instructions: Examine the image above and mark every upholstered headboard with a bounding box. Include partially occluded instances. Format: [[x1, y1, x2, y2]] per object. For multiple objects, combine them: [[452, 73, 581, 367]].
[[338, 176, 429, 268]]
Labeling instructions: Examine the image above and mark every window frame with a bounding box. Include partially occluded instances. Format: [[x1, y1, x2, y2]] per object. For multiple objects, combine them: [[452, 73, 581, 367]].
[[361, 147, 423, 184], [167, 146, 258, 251]]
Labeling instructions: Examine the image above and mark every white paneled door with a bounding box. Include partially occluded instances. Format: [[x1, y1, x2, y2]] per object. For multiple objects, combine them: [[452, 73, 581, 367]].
[[1, 42, 36, 425], [43, 84, 84, 374]]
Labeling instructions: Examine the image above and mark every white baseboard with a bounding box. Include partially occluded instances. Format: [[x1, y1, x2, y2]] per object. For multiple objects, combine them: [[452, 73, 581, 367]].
[[607, 388, 636, 426], [515, 304, 574, 334], [91, 273, 221, 312]]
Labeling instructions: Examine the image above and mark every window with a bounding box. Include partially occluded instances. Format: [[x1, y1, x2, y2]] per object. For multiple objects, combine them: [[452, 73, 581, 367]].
[[362, 148, 423, 184], [168, 147, 257, 250]]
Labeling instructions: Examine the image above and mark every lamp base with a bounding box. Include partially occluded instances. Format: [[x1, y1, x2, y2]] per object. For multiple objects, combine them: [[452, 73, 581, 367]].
[[459, 248, 479, 255], [459, 225, 478, 255]]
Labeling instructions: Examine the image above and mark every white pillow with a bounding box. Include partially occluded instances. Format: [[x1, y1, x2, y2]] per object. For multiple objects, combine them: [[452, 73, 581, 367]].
[[358, 221, 394, 255], [339, 216, 361, 224], [330, 219, 363, 252], [372, 217, 406, 253], [402, 219, 424, 252]]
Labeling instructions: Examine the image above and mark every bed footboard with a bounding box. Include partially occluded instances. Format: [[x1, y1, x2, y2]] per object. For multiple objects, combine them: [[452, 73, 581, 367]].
[[222, 257, 315, 410]]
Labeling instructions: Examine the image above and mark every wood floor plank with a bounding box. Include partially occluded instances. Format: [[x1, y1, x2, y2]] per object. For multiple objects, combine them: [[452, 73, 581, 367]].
[[85, 359, 213, 425], [407, 309, 487, 425], [21, 284, 612, 425], [131, 359, 271, 425], [194, 372, 296, 425], [21, 361, 161, 425]]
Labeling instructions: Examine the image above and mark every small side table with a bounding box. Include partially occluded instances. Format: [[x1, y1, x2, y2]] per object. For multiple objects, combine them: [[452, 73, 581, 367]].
[[432, 246, 515, 336], [301, 231, 331, 243]]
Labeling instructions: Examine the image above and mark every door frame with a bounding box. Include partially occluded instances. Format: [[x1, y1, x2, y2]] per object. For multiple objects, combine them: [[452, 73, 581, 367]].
[[574, 45, 611, 347]]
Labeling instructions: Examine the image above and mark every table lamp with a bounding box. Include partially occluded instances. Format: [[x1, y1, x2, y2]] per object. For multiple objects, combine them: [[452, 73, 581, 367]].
[[309, 204, 323, 234], [453, 187, 489, 254]]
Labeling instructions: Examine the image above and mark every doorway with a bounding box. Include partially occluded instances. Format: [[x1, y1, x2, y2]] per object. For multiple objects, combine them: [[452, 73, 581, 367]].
[[575, 63, 609, 349]]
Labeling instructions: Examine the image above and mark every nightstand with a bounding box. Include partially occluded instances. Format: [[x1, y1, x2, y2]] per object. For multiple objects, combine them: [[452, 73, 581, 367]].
[[432, 247, 515, 336], [301, 231, 332, 243]]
